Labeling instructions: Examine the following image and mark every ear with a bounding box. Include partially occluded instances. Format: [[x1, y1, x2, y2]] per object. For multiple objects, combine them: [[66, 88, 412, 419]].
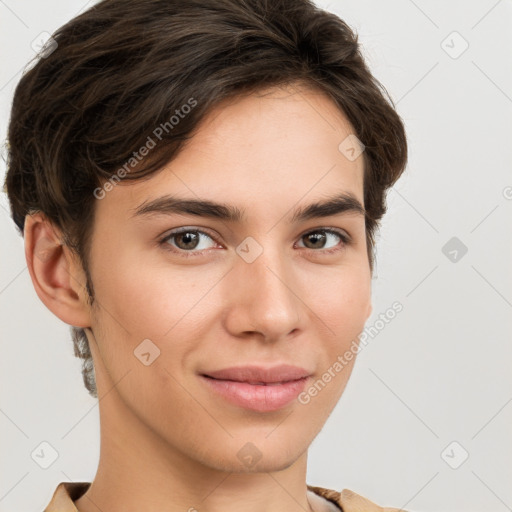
[[23, 213, 92, 328], [366, 301, 372, 320]]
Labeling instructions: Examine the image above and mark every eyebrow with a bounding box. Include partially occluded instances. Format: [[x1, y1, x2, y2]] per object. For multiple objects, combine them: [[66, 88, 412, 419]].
[[130, 191, 366, 223]]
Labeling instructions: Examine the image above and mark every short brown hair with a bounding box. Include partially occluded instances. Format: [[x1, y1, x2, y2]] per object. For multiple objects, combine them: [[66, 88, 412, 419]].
[[4, 0, 407, 398]]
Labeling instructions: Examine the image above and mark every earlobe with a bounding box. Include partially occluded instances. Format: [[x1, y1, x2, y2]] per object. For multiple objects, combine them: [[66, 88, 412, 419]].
[[24, 213, 91, 328]]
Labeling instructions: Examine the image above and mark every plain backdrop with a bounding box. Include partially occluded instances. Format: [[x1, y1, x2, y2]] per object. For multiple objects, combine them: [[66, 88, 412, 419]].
[[1, 1, 511, 511]]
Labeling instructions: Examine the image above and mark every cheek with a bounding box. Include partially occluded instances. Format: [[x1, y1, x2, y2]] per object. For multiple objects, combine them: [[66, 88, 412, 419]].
[[94, 245, 216, 338], [87, 255, 206, 423], [89, 248, 225, 399], [306, 264, 371, 343]]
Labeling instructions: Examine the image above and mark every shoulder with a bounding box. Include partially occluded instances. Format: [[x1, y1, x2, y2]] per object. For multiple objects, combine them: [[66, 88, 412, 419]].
[[307, 484, 408, 512]]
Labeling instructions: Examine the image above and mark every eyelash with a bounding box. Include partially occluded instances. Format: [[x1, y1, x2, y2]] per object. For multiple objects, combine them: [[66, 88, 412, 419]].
[[158, 227, 352, 259]]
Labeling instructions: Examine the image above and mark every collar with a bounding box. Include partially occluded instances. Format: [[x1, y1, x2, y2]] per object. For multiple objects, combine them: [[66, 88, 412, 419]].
[[44, 481, 401, 512]]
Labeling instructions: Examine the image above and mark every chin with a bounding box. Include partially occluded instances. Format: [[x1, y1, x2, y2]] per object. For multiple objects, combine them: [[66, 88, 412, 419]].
[[198, 434, 308, 474], [203, 451, 301, 474]]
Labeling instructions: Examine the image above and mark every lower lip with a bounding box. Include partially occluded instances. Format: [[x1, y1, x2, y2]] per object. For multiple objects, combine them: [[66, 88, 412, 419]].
[[199, 375, 309, 412]]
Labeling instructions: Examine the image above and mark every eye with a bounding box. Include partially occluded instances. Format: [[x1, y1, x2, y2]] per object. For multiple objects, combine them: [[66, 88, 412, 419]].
[[296, 228, 350, 254], [159, 227, 219, 257], [159, 226, 351, 258]]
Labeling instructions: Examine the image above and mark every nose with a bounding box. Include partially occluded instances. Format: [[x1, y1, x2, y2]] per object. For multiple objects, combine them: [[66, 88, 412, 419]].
[[222, 241, 304, 342]]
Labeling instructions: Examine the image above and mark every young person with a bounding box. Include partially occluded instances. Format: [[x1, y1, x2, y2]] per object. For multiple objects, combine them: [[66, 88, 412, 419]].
[[4, 0, 408, 510]]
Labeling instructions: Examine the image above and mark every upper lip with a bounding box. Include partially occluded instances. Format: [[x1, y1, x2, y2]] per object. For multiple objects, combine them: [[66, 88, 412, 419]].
[[201, 364, 311, 384]]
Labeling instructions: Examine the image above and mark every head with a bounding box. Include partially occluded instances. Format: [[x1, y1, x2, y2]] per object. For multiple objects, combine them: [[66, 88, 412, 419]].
[[4, 0, 406, 472]]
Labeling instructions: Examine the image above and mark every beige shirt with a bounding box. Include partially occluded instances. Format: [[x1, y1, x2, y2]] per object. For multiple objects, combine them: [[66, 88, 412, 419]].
[[43, 481, 407, 511]]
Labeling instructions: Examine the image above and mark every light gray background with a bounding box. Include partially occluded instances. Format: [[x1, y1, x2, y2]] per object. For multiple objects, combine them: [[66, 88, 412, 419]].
[[1, 1, 511, 511]]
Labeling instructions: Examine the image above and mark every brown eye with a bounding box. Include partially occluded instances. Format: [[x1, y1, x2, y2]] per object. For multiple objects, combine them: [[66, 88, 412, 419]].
[[174, 231, 200, 250], [160, 228, 218, 256], [297, 229, 349, 252], [302, 231, 328, 249]]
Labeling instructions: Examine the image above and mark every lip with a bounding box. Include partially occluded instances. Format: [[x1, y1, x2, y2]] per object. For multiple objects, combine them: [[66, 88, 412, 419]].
[[202, 364, 311, 383], [198, 364, 312, 412]]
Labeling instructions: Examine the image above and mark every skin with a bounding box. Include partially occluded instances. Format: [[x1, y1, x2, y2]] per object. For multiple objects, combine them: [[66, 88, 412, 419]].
[[25, 83, 372, 512]]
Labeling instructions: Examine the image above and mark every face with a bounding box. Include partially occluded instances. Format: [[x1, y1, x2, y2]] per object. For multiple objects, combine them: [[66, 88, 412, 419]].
[[82, 84, 372, 473]]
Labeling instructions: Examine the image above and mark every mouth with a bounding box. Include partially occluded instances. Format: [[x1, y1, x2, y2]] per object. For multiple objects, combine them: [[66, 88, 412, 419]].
[[207, 380, 295, 386], [198, 365, 311, 412], [201, 375, 306, 385]]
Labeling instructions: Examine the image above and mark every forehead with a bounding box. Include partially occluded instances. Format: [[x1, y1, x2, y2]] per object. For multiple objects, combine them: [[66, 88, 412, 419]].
[[95, 84, 365, 223]]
